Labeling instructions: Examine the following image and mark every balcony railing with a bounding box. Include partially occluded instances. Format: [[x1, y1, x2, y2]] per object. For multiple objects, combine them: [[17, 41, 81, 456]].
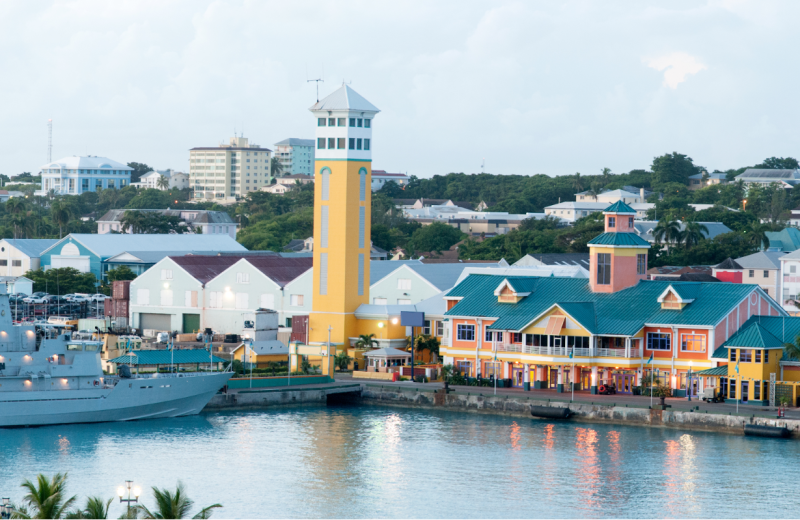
[[595, 348, 628, 358], [491, 345, 630, 358]]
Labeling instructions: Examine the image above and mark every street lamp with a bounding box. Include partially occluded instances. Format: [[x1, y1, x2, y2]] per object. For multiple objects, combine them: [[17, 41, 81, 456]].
[[117, 481, 141, 515], [1, 498, 15, 519]]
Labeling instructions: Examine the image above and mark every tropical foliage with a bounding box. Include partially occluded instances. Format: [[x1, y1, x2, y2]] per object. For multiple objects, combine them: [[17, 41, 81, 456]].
[[354, 334, 378, 349], [12, 473, 76, 519], [134, 482, 221, 519]]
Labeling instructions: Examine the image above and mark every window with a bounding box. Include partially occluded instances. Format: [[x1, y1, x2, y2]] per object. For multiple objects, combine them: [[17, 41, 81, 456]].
[[356, 138, 362, 150], [290, 294, 304, 306], [357, 118, 363, 127], [321, 168, 330, 201], [235, 293, 248, 310], [319, 253, 328, 296], [338, 118, 346, 126], [327, 138, 335, 149], [397, 298, 411, 305], [359, 207, 365, 248], [423, 320, 431, 335], [328, 118, 335, 126], [637, 254, 646, 275], [457, 324, 475, 341], [681, 334, 705, 352], [349, 118, 356, 127], [0, 260, 6, 266], [373, 298, 388, 305], [484, 361, 500, 378], [338, 138, 346, 149], [792, 265, 797, 274], [730, 349, 736, 362], [184, 291, 197, 307], [358, 254, 365, 296], [455, 360, 472, 375], [318, 118, 326, 126], [209, 291, 223, 308], [608, 217, 615, 228], [160, 290, 173, 306], [647, 332, 671, 350], [360, 169, 367, 201], [596, 253, 611, 285], [729, 380, 736, 399], [740, 349, 752, 362], [236, 272, 250, 284], [628, 217, 633, 227], [349, 138, 355, 150], [321, 206, 329, 247], [160, 269, 173, 280], [364, 118, 371, 128], [11, 260, 21, 267], [749, 270, 754, 278], [755, 349, 761, 363], [754, 380, 761, 400], [436, 321, 445, 336], [764, 270, 769, 278], [397, 278, 411, 290], [317, 138, 325, 149], [364, 138, 370, 151], [512, 332, 522, 343], [260, 293, 274, 309], [137, 289, 150, 305], [765, 350, 769, 363]]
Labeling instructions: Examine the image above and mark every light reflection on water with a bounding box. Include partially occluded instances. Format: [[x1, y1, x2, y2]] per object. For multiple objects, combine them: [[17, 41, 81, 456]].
[[0, 405, 798, 519]]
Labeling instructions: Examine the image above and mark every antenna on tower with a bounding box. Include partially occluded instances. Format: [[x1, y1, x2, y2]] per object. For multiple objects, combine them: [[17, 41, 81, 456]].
[[47, 119, 53, 163], [307, 64, 324, 102]]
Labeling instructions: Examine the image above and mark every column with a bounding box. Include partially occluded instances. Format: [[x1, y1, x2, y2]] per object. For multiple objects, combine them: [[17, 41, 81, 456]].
[[523, 363, 530, 391], [557, 365, 564, 393], [475, 318, 482, 378], [591, 366, 598, 394]]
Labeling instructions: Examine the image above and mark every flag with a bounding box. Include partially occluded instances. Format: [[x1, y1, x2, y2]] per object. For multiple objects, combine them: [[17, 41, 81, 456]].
[[735, 360, 739, 374], [646, 353, 653, 365], [569, 350, 574, 359]]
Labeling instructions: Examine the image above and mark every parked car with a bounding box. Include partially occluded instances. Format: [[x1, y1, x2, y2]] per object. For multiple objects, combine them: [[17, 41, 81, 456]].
[[69, 294, 91, 303], [91, 294, 109, 302], [43, 295, 68, 304], [23, 292, 48, 303]]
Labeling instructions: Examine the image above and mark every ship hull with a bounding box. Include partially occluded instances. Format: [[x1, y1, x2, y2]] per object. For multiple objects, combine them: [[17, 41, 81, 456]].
[[0, 372, 231, 427]]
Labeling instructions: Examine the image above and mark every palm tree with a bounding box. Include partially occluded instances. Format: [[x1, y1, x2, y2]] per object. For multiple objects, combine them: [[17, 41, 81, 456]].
[[270, 157, 284, 177], [354, 333, 378, 349], [6, 197, 27, 239], [412, 334, 440, 363], [572, 172, 584, 193], [66, 497, 112, 519], [600, 167, 611, 185], [50, 200, 72, 239], [134, 482, 221, 519], [12, 473, 77, 519], [682, 221, 709, 248], [120, 211, 145, 234], [747, 221, 769, 250], [653, 219, 681, 244], [157, 175, 170, 190], [333, 351, 353, 371]]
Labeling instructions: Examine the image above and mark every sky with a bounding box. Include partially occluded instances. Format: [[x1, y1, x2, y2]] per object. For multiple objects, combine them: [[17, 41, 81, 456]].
[[1, 0, 799, 179]]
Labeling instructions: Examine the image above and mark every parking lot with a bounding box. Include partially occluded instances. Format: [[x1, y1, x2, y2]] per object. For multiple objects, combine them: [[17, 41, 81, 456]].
[[8, 292, 109, 322]]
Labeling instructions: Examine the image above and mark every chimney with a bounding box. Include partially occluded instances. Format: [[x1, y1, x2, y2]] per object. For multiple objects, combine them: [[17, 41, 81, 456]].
[[640, 187, 645, 202]]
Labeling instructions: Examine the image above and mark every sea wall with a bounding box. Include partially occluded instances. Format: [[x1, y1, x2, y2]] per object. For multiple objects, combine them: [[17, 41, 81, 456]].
[[360, 385, 800, 437], [206, 383, 359, 410]]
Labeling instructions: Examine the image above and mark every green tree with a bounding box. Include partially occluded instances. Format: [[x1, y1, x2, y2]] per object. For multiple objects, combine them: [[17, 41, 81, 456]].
[[412, 334, 440, 363], [406, 222, 464, 254], [12, 473, 77, 519], [653, 219, 681, 245], [134, 482, 221, 519], [333, 351, 353, 371], [681, 221, 709, 248], [106, 266, 137, 282], [50, 200, 73, 239], [651, 152, 698, 188], [66, 497, 113, 519], [755, 157, 799, 170], [572, 172, 584, 192], [156, 175, 169, 190], [354, 334, 378, 349], [24, 268, 98, 294], [270, 157, 284, 177]]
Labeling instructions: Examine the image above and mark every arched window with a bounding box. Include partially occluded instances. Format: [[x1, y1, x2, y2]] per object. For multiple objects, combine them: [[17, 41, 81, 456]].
[[320, 167, 331, 201], [359, 168, 367, 201]]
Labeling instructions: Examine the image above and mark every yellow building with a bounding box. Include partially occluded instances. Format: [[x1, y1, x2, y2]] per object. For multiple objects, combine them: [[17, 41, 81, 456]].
[[308, 85, 380, 347]]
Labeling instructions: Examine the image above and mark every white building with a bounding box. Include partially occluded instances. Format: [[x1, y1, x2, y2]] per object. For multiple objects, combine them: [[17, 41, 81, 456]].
[[97, 209, 238, 237], [190, 136, 272, 201], [371, 170, 409, 191], [779, 250, 800, 312], [133, 169, 189, 191], [0, 239, 58, 276], [403, 204, 548, 235], [261, 183, 294, 194], [36, 156, 132, 196], [273, 138, 315, 176], [0, 276, 33, 296]]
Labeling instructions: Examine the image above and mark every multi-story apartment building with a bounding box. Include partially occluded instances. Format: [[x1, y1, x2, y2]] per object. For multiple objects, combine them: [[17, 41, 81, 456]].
[[36, 156, 132, 196], [190, 136, 272, 201], [273, 138, 315, 176]]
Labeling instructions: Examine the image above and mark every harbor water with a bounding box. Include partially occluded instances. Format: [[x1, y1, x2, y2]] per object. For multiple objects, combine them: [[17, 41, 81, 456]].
[[1, 405, 798, 518]]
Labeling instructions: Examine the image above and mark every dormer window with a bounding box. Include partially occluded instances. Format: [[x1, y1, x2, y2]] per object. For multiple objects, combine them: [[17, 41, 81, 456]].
[[493, 279, 531, 303], [608, 217, 616, 228]]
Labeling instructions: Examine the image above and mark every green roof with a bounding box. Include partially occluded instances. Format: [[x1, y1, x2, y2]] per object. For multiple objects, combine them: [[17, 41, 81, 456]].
[[669, 283, 702, 301], [723, 322, 786, 350], [587, 232, 651, 247], [695, 365, 728, 376], [109, 349, 226, 366], [603, 200, 637, 214], [711, 345, 729, 360], [446, 274, 774, 336]]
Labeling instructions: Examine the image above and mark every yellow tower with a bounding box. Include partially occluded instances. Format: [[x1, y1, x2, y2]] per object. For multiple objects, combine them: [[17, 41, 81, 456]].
[[308, 85, 380, 346]]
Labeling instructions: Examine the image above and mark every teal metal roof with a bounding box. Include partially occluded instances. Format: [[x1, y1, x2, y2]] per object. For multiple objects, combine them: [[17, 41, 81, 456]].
[[695, 365, 728, 376], [711, 346, 729, 360], [446, 274, 773, 336], [670, 283, 702, 301], [109, 349, 226, 366], [721, 316, 799, 350], [587, 232, 651, 247], [603, 201, 637, 214]]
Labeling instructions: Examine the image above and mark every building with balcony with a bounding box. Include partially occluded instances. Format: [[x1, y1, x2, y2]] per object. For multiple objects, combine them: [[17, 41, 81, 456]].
[[190, 136, 272, 201], [438, 201, 785, 396], [37, 156, 132, 196], [273, 138, 315, 176]]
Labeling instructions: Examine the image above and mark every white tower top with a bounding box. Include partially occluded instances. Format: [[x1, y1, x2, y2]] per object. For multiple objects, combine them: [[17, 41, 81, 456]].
[[310, 84, 379, 161]]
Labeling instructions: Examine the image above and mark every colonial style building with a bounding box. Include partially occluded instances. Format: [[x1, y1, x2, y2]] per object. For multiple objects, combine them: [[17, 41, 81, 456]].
[[439, 201, 786, 396]]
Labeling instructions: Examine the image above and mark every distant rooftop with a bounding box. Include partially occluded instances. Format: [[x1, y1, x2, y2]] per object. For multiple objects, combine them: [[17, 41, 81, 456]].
[[275, 138, 315, 147], [309, 84, 380, 113]]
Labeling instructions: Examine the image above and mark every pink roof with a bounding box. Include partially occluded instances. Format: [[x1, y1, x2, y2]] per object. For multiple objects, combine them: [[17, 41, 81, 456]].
[[170, 255, 312, 286]]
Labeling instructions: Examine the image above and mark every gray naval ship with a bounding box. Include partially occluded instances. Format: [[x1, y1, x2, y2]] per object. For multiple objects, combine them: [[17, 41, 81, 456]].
[[0, 290, 231, 427]]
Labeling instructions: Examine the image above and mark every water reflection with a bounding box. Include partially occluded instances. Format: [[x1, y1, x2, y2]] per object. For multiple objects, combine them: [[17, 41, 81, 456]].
[[0, 407, 798, 519]]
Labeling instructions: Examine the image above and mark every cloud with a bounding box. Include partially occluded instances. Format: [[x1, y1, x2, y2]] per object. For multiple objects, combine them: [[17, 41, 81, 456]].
[[646, 52, 707, 89]]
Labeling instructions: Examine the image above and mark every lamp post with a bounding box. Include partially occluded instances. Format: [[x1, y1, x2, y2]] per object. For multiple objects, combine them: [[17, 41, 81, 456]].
[[687, 368, 692, 402], [1, 498, 15, 519], [117, 481, 141, 516]]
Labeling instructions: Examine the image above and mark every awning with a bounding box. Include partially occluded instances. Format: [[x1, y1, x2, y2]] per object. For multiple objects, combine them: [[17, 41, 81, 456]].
[[544, 316, 566, 336]]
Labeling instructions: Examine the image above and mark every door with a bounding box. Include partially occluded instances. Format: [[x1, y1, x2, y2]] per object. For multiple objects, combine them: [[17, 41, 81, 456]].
[[139, 313, 171, 331], [549, 368, 558, 389], [512, 368, 524, 387], [614, 374, 635, 394], [182, 313, 200, 334], [741, 381, 749, 402]]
